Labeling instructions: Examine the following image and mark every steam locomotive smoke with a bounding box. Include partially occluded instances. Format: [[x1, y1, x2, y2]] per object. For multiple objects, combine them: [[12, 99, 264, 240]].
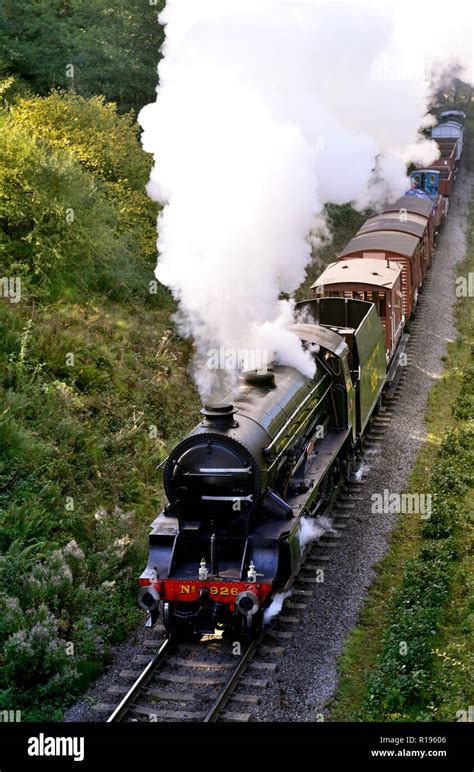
[[299, 515, 336, 553], [263, 591, 292, 625], [139, 0, 468, 402]]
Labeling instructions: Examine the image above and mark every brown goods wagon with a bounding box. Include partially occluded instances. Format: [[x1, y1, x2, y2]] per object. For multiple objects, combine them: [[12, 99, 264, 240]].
[[337, 229, 422, 319], [423, 137, 457, 173], [417, 138, 458, 195], [311, 258, 404, 363], [382, 195, 438, 254], [359, 213, 431, 271]]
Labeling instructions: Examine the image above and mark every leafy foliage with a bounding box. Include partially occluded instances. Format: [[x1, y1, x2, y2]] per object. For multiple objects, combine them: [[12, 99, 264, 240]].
[[10, 90, 159, 267], [361, 371, 473, 720], [0, 0, 165, 113], [0, 90, 163, 301], [0, 82, 200, 718]]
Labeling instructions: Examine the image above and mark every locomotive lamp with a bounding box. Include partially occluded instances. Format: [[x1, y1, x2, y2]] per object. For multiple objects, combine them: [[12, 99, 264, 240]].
[[247, 561, 257, 582], [199, 559, 209, 580]]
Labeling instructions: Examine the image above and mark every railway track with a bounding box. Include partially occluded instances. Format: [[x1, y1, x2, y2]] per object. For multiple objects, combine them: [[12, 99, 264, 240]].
[[104, 631, 269, 723], [99, 497, 371, 723], [97, 277, 431, 724]]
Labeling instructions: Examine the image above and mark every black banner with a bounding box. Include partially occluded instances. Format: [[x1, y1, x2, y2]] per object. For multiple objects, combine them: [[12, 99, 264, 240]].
[[0, 722, 472, 768]]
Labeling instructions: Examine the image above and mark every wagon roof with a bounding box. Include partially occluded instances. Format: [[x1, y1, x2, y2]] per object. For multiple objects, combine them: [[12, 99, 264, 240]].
[[338, 229, 420, 259], [432, 123, 463, 138], [312, 258, 402, 290], [382, 196, 434, 217], [440, 110, 465, 118], [359, 216, 426, 238]]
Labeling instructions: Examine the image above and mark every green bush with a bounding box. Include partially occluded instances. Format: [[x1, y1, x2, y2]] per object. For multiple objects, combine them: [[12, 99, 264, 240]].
[[0, 0, 165, 114], [361, 375, 473, 720], [0, 27, 202, 719], [0, 296, 199, 718], [0, 90, 171, 305], [10, 90, 159, 264]]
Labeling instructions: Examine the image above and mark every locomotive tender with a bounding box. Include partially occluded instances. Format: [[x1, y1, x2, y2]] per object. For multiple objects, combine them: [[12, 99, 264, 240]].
[[137, 113, 463, 639]]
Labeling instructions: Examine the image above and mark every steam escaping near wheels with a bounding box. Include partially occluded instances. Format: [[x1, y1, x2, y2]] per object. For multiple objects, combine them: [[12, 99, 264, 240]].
[[354, 459, 372, 482], [263, 591, 293, 625], [299, 516, 336, 553]]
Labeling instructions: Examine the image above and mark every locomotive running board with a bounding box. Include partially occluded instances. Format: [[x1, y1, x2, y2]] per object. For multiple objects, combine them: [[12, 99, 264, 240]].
[[385, 333, 409, 397], [253, 428, 350, 540], [286, 428, 351, 516]]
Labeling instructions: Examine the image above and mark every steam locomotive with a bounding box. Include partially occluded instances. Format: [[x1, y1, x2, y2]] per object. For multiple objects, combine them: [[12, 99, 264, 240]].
[[138, 298, 386, 638], [137, 111, 464, 639]]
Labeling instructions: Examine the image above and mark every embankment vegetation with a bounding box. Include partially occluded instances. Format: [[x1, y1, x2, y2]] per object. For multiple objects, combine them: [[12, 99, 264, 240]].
[[0, 80, 200, 719]]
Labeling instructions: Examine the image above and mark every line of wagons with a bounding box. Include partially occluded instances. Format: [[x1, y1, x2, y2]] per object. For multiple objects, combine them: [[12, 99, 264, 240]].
[[312, 110, 465, 374]]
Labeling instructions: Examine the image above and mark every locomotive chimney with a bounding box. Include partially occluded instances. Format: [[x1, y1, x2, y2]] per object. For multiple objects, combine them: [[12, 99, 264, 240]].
[[200, 404, 238, 428]]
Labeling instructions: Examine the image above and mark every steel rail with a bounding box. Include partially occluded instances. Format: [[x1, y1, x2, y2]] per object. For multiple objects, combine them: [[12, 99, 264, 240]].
[[107, 637, 174, 722], [203, 632, 265, 722]]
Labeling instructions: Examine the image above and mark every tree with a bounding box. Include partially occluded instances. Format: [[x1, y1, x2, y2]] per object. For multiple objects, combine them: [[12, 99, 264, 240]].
[[0, 0, 165, 113], [0, 97, 158, 301], [9, 90, 159, 268]]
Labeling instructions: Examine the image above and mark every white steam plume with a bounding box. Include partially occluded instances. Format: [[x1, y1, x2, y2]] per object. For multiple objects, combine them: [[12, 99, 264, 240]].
[[263, 590, 292, 625], [139, 0, 471, 401], [299, 515, 336, 553]]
